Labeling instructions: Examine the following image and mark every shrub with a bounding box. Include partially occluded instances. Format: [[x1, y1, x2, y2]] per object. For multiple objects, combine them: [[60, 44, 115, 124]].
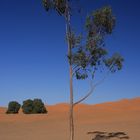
[[22, 99, 47, 114], [6, 101, 21, 114], [22, 99, 34, 114], [33, 99, 47, 113]]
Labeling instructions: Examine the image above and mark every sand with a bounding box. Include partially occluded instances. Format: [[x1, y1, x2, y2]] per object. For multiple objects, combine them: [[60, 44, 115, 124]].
[[0, 98, 140, 140]]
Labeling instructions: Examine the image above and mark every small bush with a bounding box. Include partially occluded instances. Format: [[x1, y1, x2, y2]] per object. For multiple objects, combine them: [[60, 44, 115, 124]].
[[22, 99, 47, 114], [33, 99, 47, 113], [22, 99, 34, 114], [6, 101, 21, 114]]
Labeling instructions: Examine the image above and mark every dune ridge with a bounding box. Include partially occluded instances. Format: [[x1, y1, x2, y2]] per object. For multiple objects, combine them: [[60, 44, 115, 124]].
[[0, 97, 140, 140]]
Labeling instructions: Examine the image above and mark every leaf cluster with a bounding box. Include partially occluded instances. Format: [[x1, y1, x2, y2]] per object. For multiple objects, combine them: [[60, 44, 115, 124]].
[[104, 53, 124, 73], [43, 0, 69, 15], [70, 7, 123, 80], [22, 99, 47, 114], [6, 101, 21, 114], [42, 2, 124, 80]]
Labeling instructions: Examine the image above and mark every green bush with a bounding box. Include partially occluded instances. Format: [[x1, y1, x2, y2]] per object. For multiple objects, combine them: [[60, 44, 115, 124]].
[[22, 99, 47, 114], [22, 99, 34, 114], [6, 101, 21, 114], [33, 99, 47, 113]]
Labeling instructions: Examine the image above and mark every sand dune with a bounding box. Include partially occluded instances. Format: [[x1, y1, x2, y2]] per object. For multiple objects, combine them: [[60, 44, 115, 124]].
[[0, 97, 140, 140]]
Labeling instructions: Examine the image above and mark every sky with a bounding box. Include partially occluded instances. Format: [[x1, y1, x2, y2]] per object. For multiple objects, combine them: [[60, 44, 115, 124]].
[[0, 0, 140, 106]]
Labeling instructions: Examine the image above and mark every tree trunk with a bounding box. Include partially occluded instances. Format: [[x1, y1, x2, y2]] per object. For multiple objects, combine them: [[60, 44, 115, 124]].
[[65, 1, 74, 140], [69, 65, 74, 140], [67, 17, 74, 140]]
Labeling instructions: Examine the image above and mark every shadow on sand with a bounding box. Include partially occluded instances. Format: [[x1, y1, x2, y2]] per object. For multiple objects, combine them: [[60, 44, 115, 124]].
[[87, 131, 130, 140]]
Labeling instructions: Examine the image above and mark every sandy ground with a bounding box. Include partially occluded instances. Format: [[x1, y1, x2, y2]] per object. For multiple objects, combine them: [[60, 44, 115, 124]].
[[0, 98, 140, 140]]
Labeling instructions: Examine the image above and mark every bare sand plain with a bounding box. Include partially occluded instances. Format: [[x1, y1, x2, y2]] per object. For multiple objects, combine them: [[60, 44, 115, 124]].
[[0, 98, 140, 140]]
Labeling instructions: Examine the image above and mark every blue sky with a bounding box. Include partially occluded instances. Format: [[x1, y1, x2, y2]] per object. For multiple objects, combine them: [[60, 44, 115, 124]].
[[0, 0, 140, 106]]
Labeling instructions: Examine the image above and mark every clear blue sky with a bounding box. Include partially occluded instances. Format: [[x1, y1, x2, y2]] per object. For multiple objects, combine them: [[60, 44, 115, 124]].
[[0, 0, 140, 106]]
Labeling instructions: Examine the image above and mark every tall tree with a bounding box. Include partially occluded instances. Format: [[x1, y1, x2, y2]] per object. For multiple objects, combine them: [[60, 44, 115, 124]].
[[42, 1, 124, 140]]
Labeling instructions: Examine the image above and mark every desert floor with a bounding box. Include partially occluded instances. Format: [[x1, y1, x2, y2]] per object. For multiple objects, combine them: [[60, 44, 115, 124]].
[[0, 98, 140, 140]]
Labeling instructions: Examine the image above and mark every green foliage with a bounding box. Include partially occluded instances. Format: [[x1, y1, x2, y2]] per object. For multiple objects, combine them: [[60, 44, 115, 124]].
[[22, 99, 34, 114], [43, 0, 67, 15], [93, 6, 115, 34], [104, 53, 124, 72], [42, 1, 124, 80], [22, 99, 47, 114], [6, 101, 21, 114], [33, 99, 47, 114], [43, 0, 52, 11], [70, 6, 123, 80], [68, 32, 82, 48]]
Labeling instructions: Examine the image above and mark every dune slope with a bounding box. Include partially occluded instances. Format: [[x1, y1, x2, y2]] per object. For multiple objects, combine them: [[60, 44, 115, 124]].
[[0, 98, 140, 140]]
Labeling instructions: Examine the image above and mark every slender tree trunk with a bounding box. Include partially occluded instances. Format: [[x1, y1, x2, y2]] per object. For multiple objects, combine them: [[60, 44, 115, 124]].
[[65, 1, 74, 140], [66, 10, 74, 140], [67, 24, 74, 140], [69, 65, 74, 140]]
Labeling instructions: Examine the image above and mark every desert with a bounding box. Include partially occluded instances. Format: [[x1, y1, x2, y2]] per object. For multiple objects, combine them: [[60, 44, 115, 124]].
[[0, 98, 140, 140]]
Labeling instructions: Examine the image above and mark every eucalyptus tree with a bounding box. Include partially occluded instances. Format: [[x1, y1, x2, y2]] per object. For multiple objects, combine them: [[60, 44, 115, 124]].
[[42, 1, 124, 140]]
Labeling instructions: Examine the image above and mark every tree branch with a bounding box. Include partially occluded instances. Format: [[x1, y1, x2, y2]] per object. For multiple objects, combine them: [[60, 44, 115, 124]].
[[73, 81, 95, 106], [73, 71, 110, 107]]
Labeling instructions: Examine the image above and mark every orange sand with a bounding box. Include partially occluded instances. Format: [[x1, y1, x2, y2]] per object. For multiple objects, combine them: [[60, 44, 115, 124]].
[[0, 98, 140, 140]]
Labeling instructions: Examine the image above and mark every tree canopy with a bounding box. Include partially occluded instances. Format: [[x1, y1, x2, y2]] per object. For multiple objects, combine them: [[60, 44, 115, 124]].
[[43, 0, 124, 80]]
